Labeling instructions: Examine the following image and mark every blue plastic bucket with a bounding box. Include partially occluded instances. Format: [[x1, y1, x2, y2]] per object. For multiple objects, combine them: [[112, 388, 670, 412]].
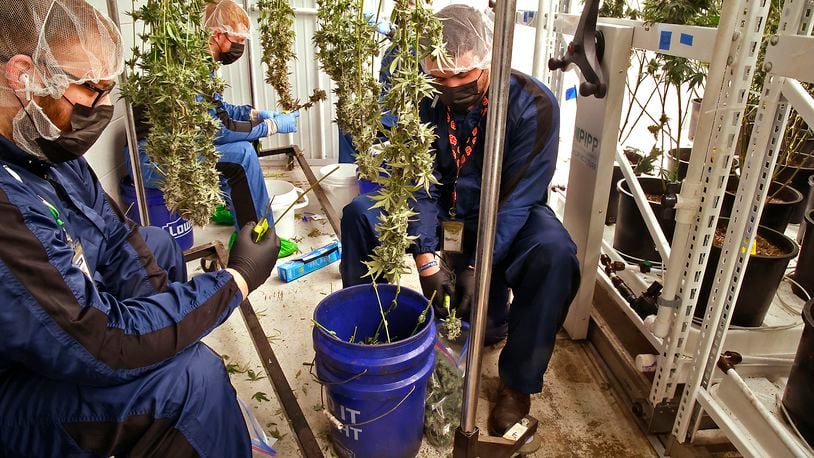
[[120, 178, 194, 251], [313, 284, 435, 458]]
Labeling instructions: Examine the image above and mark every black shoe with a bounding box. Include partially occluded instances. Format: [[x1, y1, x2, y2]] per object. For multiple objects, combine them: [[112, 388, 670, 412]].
[[488, 381, 531, 436]]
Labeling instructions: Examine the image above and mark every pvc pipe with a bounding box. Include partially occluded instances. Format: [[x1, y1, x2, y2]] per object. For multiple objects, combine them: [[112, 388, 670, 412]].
[[106, 0, 150, 226], [460, 0, 517, 434], [531, 0, 550, 80], [651, 0, 741, 338], [615, 149, 671, 263], [243, 0, 261, 108]]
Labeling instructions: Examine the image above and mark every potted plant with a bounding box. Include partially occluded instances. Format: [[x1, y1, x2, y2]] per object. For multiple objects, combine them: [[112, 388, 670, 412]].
[[122, 0, 224, 226], [694, 218, 799, 327], [311, 1, 448, 455]]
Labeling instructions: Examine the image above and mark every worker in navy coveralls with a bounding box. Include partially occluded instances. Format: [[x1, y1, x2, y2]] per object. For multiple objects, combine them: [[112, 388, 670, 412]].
[[0, 1, 279, 455], [340, 4, 581, 435]]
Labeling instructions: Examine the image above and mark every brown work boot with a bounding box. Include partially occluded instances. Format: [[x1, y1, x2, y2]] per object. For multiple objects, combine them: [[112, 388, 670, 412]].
[[488, 381, 531, 436]]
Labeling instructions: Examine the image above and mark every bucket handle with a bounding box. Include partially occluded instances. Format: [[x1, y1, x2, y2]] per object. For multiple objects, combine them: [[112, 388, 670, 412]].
[[292, 187, 309, 210], [309, 359, 368, 386], [322, 385, 417, 432]]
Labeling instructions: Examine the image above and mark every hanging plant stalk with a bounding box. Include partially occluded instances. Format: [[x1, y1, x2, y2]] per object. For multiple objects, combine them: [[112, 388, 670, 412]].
[[362, 0, 446, 285], [257, 0, 326, 111], [314, 0, 380, 167], [122, 0, 223, 225]]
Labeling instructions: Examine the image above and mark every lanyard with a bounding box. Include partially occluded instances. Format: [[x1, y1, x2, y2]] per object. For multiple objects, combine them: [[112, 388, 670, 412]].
[[445, 96, 489, 218]]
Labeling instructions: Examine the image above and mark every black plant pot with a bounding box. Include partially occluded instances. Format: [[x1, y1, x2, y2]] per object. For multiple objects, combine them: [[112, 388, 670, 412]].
[[782, 299, 814, 446], [605, 165, 624, 225], [666, 147, 691, 182], [775, 153, 814, 224], [720, 178, 803, 233], [613, 177, 679, 263], [695, 219, 799, 327], [793, 210, 814, 300]]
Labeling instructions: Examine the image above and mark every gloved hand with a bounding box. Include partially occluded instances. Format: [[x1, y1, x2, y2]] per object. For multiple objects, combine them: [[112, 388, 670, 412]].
[[364, 12, 392, 35], [419, 267, 455, 319], [227, 222, 281, 292], [256, 110, 276, 121], [271, 111, 299, 134], [454, 267, 476, 319]]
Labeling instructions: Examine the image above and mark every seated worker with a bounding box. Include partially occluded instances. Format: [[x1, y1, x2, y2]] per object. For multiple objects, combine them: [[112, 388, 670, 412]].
[[127, 0, 299, 229], [0, 1, 279, 455], [340, 5, 581, 435]]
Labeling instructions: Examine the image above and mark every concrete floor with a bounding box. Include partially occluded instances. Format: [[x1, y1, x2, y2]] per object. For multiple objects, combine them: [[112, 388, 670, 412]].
[[196, 162, 657, 458]]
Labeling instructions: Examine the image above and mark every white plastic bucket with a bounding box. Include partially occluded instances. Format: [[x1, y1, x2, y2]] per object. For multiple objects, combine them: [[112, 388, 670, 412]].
[[319, 164, 359, 218], [264, 179, 309, 240]]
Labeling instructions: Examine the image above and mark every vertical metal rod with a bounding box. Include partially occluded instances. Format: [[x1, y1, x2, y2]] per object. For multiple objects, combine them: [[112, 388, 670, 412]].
[[243, 0, 260, 108], [460, 0, 517, 433], [106, 0, 150, 226], [531, 0, 550, 80]]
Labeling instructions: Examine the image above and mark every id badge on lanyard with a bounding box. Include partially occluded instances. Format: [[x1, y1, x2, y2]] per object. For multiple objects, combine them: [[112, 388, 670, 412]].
[[442, 98, 488, 254]]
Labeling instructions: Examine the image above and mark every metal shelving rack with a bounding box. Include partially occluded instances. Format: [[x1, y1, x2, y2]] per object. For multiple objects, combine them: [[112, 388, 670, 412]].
[[543, 0, 813, 454]]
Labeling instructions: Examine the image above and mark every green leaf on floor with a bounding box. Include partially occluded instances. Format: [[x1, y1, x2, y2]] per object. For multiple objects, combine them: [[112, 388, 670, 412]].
[[252, 391, 271, 402]]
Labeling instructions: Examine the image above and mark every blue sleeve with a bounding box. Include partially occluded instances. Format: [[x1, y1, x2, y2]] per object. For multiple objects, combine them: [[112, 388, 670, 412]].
[[0, 176, 244, 386], [209, 93, 269, 144], [486, 85, 559, 266], [408, 167, 442, 254]]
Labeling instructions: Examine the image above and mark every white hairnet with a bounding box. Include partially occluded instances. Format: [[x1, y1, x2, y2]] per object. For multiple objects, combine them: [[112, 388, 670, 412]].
[[423, 4, 493, 74], [204, 0, 251, 40], [0, 0, 124, 107]]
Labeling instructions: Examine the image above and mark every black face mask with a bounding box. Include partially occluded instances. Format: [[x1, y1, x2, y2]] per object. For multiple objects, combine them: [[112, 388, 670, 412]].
[[436, 70, 486, 114], [36, 103, 114, 163], [220, 41, 245, 65]]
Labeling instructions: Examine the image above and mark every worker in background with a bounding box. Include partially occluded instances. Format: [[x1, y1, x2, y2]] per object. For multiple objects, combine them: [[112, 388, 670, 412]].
[[127, 0, 299, 230], [0, 1, 279, 455], [340, 4, 581, 435]]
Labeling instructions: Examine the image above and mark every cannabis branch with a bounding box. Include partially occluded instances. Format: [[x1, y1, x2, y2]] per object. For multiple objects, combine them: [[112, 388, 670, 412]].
[[123, 0, 223, 226]]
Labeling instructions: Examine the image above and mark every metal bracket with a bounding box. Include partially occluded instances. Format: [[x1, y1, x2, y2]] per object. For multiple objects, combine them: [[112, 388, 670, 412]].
[[453, 417, 540, 458], [548, 0, 607, 98]]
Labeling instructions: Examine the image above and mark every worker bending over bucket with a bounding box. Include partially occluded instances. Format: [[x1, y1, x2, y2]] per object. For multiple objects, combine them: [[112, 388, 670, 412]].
[[341, 4, 581, 435], [126, 0, 300, 230], [0, 1, 279, 455]]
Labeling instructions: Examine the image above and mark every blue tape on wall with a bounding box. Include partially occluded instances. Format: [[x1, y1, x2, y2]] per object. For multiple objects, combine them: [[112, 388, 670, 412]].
[[680, 33, 694, 46], [565, 86, 577, 100], [659, 31, 672, 50]]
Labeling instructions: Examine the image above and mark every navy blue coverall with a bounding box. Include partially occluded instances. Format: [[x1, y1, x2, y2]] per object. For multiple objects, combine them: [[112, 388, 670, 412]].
[[0, 136, 250, 456], [125, 93, 271, 230], [341, 70, 581, 394]]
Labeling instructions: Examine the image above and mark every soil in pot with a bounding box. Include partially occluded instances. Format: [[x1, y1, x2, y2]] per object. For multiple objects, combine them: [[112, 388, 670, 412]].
[[720, 178, 804, 233], [793, 210, 814, 300], [781, 299, 814, 446], [775, 149, 814, 224], [613, 177, 680, 263], [695, 220, 799, 327]]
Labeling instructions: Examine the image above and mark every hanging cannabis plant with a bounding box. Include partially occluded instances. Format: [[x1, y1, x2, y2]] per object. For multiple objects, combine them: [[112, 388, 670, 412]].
[[313, 0, 381, 166], [257, 0, 326, 111], [362, 0, 446, 285], [122, 0, 223, 226]]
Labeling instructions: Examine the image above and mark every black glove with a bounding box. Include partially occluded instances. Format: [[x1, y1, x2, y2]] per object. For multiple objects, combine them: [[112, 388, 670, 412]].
[[419, 268, 455, 319], [454, 267, 476, 319], [227, 222, 281, 292]]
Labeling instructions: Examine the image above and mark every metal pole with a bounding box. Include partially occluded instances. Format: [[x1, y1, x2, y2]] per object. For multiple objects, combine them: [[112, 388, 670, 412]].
[[106, 0, 150, 226], [243, 0, 260, 108], [460, 0, 517, 433]]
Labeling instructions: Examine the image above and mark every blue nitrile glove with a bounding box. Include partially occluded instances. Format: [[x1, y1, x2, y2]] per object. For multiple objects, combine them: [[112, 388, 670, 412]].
[[256, 110, 276, 121], [272, 111, 300, 134], [364, 12, 392, 35]]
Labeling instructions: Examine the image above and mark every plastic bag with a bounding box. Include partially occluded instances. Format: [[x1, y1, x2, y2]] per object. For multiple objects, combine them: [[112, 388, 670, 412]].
[[423, 322, 470, 447], [238, 397, 277, 456]]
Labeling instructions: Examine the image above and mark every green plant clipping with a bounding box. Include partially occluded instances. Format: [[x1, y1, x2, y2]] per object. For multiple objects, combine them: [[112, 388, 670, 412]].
[[122, 0, 224, 226], [257, 0, 326, 111]]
